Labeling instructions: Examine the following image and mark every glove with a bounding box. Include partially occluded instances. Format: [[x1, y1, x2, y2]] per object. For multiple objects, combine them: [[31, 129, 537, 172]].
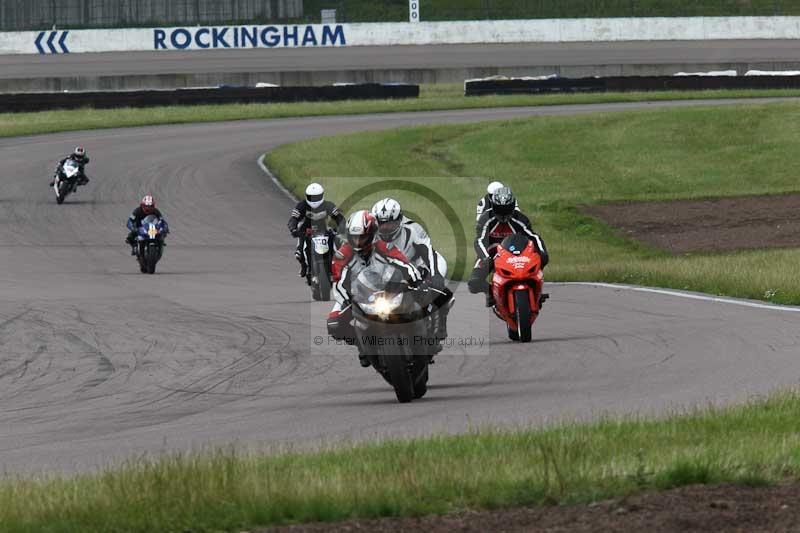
[[305, 227, 314, 237], [290, 228, 299, 238], [412, 279, 430, 294], [408, 273, 427, 289]]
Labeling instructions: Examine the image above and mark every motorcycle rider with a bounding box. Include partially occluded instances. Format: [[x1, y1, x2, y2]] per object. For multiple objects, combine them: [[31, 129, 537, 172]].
[[50, 146, 90, 188], [476, 181, 504, 221], [468, 186, 548, 307], [288, 183, 345, 280], [327, 209, 424, 367], [126, 195, 169, 256], [371, 198, 453, 351]]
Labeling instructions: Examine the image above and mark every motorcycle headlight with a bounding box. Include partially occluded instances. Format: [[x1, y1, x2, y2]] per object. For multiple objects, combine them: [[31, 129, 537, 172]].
[[360, 292, 404, 320]]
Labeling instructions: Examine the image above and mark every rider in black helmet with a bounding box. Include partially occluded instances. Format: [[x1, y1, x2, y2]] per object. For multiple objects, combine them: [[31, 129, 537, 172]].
[[468, 187, 549, 307]]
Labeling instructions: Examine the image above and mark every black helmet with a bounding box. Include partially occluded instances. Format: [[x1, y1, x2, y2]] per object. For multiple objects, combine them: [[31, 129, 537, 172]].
[[492, 186, 516, 221]]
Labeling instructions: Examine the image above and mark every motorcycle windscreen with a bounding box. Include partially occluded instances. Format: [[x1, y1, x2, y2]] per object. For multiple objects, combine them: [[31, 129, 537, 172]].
[[353, 262, 403, 306], [63, 160, 80, 178], [353, 262, 426, 325], [139, 215, 163, 238]]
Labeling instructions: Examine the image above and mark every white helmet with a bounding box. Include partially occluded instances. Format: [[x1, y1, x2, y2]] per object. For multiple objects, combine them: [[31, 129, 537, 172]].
[[305, 183, 324, 209], [487, 181, 504, 195], [371, 198, 403, 240]]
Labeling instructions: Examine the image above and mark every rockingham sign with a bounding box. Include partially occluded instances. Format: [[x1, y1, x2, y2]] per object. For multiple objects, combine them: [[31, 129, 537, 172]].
[[154, 24, 346, 50], [3, 17, 800, 55]]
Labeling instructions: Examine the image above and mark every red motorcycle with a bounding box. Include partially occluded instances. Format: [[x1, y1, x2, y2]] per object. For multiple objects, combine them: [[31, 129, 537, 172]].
[[491, 234, 547, 342]]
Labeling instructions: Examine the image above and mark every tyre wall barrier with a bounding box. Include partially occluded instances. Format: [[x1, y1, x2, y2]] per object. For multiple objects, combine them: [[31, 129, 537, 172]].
[[0, 83, 419, 112], [464, 75, 800, 96]]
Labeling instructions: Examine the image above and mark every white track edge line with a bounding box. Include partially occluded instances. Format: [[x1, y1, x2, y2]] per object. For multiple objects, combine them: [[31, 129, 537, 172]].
[[558, 282, 800, 313], [257, 153, 298, 202]]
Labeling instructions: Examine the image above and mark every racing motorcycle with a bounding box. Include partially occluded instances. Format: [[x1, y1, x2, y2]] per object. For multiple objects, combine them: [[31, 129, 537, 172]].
[[135, 215, 167, 274], [352, 261, 436, 403], [52, 159, 83, 204], [307, 229, 335, 301], [491, 234, 548, 342]]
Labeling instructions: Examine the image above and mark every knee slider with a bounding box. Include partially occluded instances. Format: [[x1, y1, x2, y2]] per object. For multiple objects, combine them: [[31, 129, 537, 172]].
[[327, 308, 355, 344], [467, 277, 485, 294]]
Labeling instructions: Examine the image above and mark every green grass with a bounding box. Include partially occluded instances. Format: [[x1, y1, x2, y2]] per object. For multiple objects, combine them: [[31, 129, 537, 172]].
[[3, 87, 800, 139], [2, 391, 799, 532], [303, 0, 800, 22], [267, 102, 800, 304]]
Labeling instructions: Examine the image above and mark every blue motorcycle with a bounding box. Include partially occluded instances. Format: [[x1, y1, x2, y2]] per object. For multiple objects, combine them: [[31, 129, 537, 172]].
[[136, 215, 167, 274]]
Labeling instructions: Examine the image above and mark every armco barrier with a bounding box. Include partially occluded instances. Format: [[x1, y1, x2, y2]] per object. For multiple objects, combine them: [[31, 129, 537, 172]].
[[464, 75, 800, 96], [0, 83, 419, 113]]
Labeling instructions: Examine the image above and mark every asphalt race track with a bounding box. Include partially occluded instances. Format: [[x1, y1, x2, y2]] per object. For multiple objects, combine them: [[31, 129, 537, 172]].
[[3, 40, 800, 79], [2, 100, 800, 475]]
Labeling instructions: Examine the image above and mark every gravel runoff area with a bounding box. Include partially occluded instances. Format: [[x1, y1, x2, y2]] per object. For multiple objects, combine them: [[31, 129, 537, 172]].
[[583, 194, 800, 254], [263, 483, 800, 532]]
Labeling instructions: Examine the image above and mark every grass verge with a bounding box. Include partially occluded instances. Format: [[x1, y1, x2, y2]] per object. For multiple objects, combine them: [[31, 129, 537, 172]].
[[2, 391, 799, 532], [3, 87, 800, 139], [267, 101, 800, 304]]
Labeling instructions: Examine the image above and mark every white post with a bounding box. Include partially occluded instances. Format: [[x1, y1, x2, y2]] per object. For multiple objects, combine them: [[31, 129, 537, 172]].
[[409, 0, 419, 22]]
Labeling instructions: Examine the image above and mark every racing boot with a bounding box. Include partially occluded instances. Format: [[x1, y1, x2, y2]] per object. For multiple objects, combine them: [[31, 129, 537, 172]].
[[538, 293, 550, 309], [126, 234, 137, 256], [298, 260, 308, 279], [485, 291, 495, 308]]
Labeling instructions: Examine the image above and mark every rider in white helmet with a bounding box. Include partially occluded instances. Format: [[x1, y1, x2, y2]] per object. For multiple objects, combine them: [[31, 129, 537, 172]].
[[287, 183, 345, 280], [371, 197, 454, 351]]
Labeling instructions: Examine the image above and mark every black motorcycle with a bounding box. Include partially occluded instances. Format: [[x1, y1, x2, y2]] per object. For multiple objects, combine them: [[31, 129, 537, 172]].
[[351, 262, 437, 403]]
